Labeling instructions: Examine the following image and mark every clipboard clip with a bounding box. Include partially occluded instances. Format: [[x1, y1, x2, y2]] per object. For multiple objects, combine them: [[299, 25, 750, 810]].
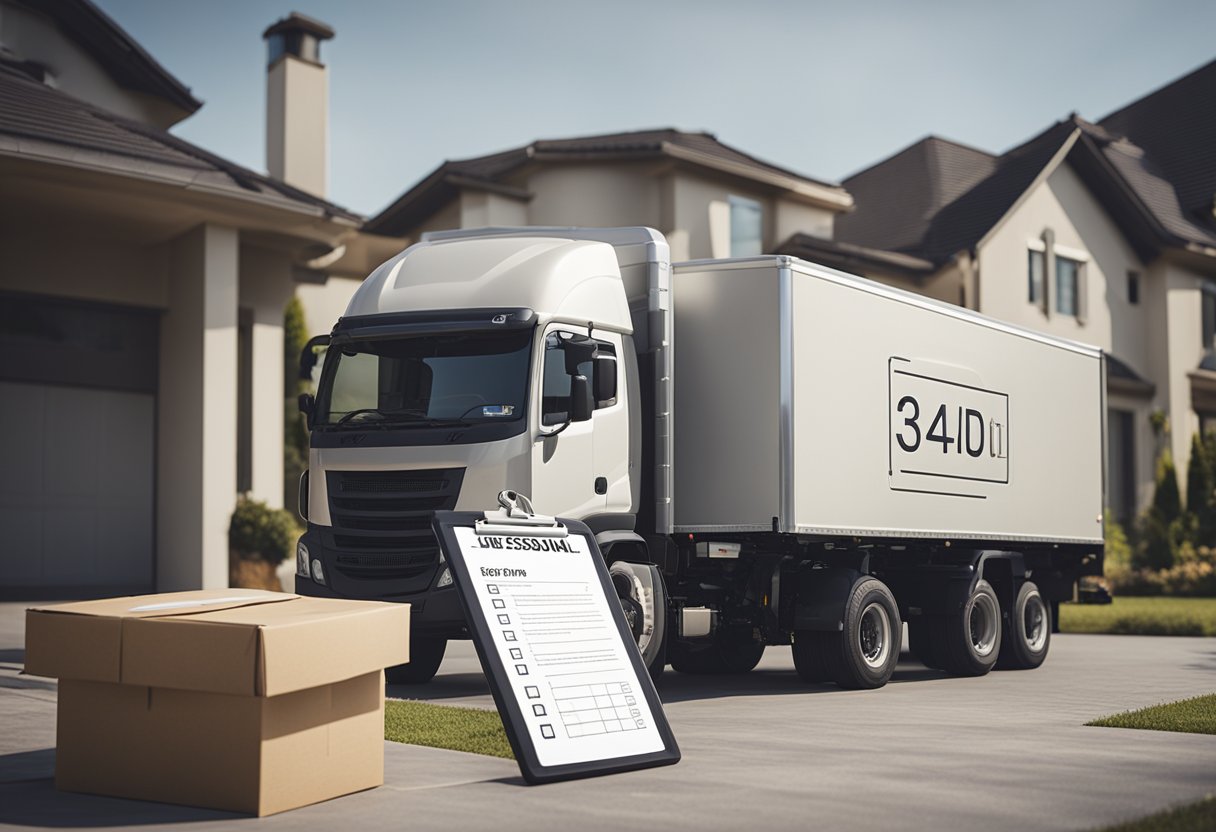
[[475, 490, 568, 538]]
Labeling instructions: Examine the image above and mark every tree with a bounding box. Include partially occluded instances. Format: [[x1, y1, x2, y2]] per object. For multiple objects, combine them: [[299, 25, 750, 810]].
[[1138, 448, 1182, 570], [283, 296, 310, 512], [1186, 432, 1216, 546]]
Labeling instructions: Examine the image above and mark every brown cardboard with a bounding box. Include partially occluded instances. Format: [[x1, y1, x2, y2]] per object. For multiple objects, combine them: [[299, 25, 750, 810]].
[[26, 589, 409, 815], [26, 589, 410, 696], [56, 672, 385, 816]]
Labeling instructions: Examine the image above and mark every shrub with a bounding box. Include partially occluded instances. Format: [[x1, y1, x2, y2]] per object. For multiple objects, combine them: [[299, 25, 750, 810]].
[[229, 496, 301, 563], [1186, 432, 1216, 545], [284, 296, 311, 513], [1137, 449, 1182, 570]]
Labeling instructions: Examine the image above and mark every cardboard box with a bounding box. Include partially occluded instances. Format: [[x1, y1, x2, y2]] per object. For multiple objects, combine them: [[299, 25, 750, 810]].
[[25, 589, 410, 816]]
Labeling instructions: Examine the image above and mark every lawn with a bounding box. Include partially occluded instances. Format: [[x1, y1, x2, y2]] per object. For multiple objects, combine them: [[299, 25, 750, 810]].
[[1092, 796, 1216, 832], [1059, 597, 1216, 636], [1087, 693, 1216, 735], [384, 699, 514, 759]]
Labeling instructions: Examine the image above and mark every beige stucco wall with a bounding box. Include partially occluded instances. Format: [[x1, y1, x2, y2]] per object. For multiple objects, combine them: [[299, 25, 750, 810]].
[[775, 199, 834, 245], [526, 163, 663, 231], [0, 1, 184, 128]]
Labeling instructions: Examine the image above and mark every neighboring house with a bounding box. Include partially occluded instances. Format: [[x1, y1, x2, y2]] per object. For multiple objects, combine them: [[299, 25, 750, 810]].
[[0, 1, 363, 598], [786, 60, 1216, 526], [301, 128, 855, 335]]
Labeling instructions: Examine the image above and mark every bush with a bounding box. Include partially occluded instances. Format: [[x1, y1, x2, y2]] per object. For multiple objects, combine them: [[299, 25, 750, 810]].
[[229, 496, 301, 564], [1137, 449, 1182, 570], [284, 296, 311, 513]]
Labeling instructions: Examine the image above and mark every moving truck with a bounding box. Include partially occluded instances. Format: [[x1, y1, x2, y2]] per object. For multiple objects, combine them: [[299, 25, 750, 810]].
[[294, 227, 1105, 689]]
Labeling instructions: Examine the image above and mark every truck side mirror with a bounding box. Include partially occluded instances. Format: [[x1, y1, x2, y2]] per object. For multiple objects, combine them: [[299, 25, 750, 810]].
[[570, 375, 593, 422], [298, 393, 316, 429], [594, 354, 617, 404], [299, 334, 330, 381]]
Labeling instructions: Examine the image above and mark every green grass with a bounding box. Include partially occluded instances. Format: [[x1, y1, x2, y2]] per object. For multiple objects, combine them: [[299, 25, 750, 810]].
[[1092, 796, 1216, 832], [1059, 597, 1216, 636], [1087, 693, 1216, 735], [384, 699, 514, 759]]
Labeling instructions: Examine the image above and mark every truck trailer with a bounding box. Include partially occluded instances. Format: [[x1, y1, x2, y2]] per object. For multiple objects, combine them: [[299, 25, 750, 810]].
[[294, 226, 1105, 690]]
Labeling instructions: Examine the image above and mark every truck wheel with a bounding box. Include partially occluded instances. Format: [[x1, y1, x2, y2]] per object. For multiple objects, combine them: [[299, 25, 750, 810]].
[[791, 631, 831, 682], [940, 579, 1001, 676], [670, 634, 765, 675], [384, 635, 447, 685], [997, 581, 1051, 670], [609, 561, 667, 680], [820, 578, 901, 690]]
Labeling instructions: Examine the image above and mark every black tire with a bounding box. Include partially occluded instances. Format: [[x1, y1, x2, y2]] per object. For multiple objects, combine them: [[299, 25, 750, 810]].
[[669, 632, 765, 675], [818, 577, 902, 690], [997, 581, 1052, 670], [608, 561, 667, 680], [939, 579, 1002, 676], [384, 634, 447, 684], [791, 630, 832, 682]]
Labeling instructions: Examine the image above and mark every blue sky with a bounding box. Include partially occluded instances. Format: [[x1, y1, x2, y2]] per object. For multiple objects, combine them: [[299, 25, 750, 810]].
[[97, 0, 1216, 219]]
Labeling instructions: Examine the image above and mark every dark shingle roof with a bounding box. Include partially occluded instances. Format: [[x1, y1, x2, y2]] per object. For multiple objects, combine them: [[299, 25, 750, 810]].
[[366, 128, 850, 237], [1098, 59, 1216, 250], [836, 69, 1216, 269], [0, 63, 360, 222]]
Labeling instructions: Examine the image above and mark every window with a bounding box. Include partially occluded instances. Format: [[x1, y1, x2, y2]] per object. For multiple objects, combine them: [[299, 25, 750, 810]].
[[729, 196, 763, 257], [1203, 287, 1216, 353], [1127, 271, 1140, 305], [540, 332, 616, 426], [1056, 256, 1082, 317], [1028, 249, 1045, 306]]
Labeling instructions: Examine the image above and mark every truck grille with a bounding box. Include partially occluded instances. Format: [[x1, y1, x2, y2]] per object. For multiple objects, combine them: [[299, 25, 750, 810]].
[[325, 468, 464, 582]]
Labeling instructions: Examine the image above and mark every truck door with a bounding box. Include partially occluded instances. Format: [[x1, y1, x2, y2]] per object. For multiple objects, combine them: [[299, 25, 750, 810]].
[[531, 324, 606, 518]]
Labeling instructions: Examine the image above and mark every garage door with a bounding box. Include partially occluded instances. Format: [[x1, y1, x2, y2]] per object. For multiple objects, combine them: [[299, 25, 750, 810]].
[[0, 295, 158, 597]]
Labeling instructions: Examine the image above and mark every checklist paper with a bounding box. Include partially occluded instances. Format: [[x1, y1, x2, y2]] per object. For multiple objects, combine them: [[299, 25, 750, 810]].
[[450, 525, 667, 769]]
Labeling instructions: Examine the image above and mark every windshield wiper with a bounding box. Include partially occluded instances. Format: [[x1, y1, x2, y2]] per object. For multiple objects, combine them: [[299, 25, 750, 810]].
[[328, 408, 471, 430]]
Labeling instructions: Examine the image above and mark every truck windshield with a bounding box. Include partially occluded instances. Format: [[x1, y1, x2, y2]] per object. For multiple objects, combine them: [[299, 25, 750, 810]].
[[315, 330, 532, 427]]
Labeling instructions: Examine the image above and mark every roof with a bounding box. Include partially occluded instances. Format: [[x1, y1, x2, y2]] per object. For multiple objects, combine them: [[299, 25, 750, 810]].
[[366, 128, 852, 237], [263, 12, 336, 40], [17, 0, 201, 117], [0, 63, 360, 223], [775, 232, 935, 277], [835, 58, 1216, 266]]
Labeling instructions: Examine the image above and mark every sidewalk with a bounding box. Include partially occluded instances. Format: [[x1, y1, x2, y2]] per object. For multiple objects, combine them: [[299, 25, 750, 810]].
[[2, 600, 1214, 831]]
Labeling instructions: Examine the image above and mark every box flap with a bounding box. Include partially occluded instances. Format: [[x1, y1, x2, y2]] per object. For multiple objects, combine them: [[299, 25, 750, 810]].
[[24, 590, 295, 684], [197, 599, 410, 696]]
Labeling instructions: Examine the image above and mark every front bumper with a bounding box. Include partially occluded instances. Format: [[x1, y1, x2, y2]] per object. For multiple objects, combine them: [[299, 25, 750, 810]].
[[294, 528, 468, 638]]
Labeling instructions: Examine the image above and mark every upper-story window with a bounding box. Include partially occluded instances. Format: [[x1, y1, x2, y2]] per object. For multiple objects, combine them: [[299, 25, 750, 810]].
[[729, 196, 763, 257], [1028, 249, 1045, 307], [1056, 256, 1083, 317], [1202, 286, 1216, 354], [1128, 271, 1140, 305]]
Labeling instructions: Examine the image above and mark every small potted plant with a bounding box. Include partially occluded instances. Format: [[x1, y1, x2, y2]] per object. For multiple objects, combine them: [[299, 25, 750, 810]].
[[229, 496, 301, 590]]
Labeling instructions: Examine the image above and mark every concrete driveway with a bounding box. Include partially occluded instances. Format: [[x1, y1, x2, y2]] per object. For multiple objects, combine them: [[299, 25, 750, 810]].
[[1, 601, 1213, 831]]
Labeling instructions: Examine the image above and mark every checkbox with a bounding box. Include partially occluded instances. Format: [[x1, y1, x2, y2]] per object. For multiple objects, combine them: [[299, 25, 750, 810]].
[[515, 664, 529, 676], [621, 684, 632, 693], [540, 724, 555, 739], [510, 648, 523, 660], [635, 718, 646, 728], [625, 696, 636, 705], [498, 614, 510, 625], [525, 686, 540, 699], [503, 630, 516, 641], [532, 704, 546, 717], [487, 585, 499, 594], [492, 598, 506, 609]]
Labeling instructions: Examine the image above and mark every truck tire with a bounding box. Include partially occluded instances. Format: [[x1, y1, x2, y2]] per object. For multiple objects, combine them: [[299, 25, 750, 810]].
[[609, 561, 667, 680], [669, 633, 765, 675], [384, 634, 447, 685], [997, 581, 1051, 670], [790, 631, 831, 682], [819, 577, 901, 690], [939, 579, 1002, 676]]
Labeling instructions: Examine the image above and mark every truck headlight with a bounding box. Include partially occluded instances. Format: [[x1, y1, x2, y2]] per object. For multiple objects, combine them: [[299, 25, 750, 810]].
[[311, 559, 326, 585], [437, 567, 453, 588], [296, 542, 310, 578]]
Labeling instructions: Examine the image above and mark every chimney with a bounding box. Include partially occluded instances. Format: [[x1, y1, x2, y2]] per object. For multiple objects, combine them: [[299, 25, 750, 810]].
[[263, 12, 334, 197]]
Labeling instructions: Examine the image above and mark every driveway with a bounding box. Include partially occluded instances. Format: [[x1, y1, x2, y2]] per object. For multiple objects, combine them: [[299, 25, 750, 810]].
[[1, 601, 1213, 831]]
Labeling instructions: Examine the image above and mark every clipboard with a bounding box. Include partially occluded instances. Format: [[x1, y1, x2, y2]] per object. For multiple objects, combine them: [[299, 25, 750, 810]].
[[432, 492, 680, 784]]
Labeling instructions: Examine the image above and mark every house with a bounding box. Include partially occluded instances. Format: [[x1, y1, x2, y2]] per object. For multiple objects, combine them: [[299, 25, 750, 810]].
[[0, 1, 368, 597], [784, 60, 1216, 526]]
